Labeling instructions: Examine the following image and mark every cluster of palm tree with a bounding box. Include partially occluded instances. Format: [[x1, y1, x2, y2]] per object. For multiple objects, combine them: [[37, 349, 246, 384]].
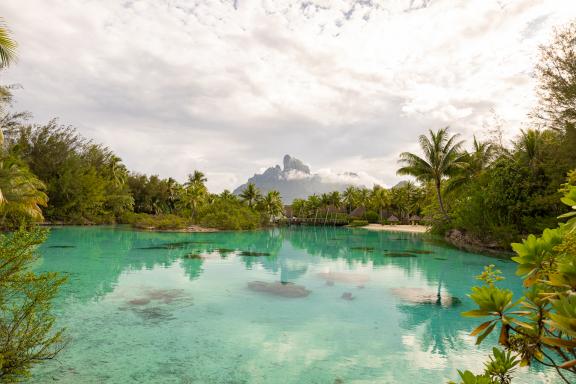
[[396, 124, 575, 236], [178, 177, 284, 220], [290, 183, 424, 222], [238, 183, 283, 219]]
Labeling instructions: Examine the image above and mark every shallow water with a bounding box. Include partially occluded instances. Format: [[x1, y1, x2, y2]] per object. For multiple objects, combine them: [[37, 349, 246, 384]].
[[30, 226, 558, 383]]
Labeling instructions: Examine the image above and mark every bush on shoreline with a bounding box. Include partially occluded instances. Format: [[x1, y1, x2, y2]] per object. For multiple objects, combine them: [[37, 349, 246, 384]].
[[348, 219, 369, 227], [121, 212, 190, 230], [198, 199, 261, 230]]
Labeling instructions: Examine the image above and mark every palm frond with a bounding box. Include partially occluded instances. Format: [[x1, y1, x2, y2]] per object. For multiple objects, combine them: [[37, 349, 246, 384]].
[[0, 20, 17, 68]]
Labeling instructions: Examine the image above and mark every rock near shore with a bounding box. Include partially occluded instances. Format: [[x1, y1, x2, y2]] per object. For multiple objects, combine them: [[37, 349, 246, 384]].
[[444, 229, 505, 255]]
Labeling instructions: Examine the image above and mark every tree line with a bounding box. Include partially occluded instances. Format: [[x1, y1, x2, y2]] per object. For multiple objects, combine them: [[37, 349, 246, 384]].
[[439, 23, 576, 384], [0, 115, 286, 230]]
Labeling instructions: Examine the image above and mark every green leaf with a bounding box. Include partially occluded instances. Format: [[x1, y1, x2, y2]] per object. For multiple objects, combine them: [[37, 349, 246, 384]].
[[462, 309, 491, 318], [476, 322, 497, 345], [470, 320, 496, 337], [541, 337, 576, 348]]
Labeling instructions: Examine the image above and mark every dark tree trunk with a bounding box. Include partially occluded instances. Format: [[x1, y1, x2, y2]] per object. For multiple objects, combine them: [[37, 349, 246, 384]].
[[436, 180, 446, 216]]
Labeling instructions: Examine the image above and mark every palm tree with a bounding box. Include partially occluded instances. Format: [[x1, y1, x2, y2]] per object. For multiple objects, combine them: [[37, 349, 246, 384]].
[[515, 129, 545, 169], [0, 157, 47, 223], [356, 188, 370, 209], [180, 170, 208, 218], [260, 190, 283, 219], [165, 177, 181, 212], [177, 183, 206, 219], [0, 20, 17, 69], [397, 127, 465, 216], [319, 193, 332, 223], [219, 189, 237, 201], [371, 187, 391, 220], [205, 193, 217, 205], [342, 186, 357, 213], [306, 194, 321, 222], [446, 136, 495, 194], [240, 183, 261, 208], [108, 155, 128, 188], [0, 20, 16, 117], [328, 191, 341, 210], [0, 130, 47, 222], [292, 198, 307, 218], [186, 170, 207, 186]]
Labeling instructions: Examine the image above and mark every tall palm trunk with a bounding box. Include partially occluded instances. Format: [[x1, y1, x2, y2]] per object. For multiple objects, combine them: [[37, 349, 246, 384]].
[[435, 180, 446, 216]]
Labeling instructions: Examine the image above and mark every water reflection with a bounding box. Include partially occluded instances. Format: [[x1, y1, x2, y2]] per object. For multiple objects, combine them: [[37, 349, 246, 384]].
[[39, 225, 517, 308], [32, 226, 551, 383]]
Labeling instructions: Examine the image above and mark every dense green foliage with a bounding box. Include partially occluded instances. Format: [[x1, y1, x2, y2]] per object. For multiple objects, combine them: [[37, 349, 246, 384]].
[[395, 23, 576, 249], [123, 178, 276, 230], [199, 199, 262, 230], [289, 182, 425, 225], [0, 21, 66, 381], [0, 229, 67, 382], [397, 127, 465, 216], [121, 212, 189, 230], [347, 219, 369, 227], [450, 179, 576, 383], [0, 111, 282, 231], [5, 120, 134, 224]]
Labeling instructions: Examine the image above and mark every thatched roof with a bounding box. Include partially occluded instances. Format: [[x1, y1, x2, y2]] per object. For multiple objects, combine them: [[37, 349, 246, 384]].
[[326, 205, 346, 214], [387, 215, 399, 222], [349, 206, 366, 218], [409, 215, 422, 221]]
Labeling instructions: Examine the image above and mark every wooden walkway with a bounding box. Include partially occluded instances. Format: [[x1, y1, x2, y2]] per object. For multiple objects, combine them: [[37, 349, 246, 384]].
[[275, 217, 349, 227]]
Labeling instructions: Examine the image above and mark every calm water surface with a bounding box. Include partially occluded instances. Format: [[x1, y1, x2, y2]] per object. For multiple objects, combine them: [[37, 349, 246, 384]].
[[30, 226, 557, 383]]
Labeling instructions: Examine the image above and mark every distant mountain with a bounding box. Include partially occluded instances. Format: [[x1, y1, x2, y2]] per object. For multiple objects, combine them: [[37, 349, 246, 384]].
[[233, 155, 365, 203]]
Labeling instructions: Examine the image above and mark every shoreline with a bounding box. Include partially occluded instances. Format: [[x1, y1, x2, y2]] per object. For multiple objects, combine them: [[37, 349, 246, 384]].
[[40, 223, 220, 233], [360, 224, 429, 233], [135, 225, 220, 233]]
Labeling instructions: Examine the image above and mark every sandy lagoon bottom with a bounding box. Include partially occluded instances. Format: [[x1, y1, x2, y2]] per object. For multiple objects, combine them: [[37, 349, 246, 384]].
[[30, 226, 558, 383]]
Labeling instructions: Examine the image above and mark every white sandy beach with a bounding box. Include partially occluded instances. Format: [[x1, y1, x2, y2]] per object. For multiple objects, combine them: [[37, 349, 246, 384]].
[[361, 224, 429, 233]]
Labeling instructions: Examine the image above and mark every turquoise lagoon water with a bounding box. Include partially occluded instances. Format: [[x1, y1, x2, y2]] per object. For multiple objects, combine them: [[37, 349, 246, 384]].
[[29, 226, 558, 383]]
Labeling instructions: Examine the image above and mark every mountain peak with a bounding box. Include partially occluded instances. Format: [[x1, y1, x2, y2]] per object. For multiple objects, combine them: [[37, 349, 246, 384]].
[[282, 154, 310, 174], [233, 155, 365, 203]]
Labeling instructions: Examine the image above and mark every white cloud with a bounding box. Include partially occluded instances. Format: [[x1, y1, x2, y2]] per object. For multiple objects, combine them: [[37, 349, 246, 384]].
[[3, 0, 576, 191]]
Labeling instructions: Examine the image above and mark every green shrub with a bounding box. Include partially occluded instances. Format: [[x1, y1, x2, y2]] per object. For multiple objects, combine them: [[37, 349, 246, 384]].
[[363, 211, 379, 223], [450, 176, 576, 383], [198, 199, 260, 230], [332, 213, 349, 222], [121, 212, 189, 230], [0, 229, 67, 381], [348, 219, 369, 227]]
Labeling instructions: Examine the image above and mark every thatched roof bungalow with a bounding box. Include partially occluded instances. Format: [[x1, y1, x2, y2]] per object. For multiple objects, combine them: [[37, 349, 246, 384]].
[[349, 206, 366, 218]]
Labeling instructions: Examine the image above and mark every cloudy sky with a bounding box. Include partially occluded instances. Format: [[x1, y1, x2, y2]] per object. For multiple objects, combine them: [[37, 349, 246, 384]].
[[2, 0, 576, 192]]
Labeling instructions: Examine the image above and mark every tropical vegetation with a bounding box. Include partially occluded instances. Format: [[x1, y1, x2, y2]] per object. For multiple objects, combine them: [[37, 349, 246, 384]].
[[450, 174, 576, 384], [0, 22, 66, 382], [289, 182, 424, 225], [394, 22, 576, 250]]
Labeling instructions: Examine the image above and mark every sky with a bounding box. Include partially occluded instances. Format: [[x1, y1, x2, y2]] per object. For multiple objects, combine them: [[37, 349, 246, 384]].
[[2, 0, 576, 192]]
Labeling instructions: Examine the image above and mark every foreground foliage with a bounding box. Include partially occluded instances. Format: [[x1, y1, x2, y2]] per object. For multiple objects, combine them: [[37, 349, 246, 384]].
[[0, 229, 66, 381], [451, 178, 576, 383]]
